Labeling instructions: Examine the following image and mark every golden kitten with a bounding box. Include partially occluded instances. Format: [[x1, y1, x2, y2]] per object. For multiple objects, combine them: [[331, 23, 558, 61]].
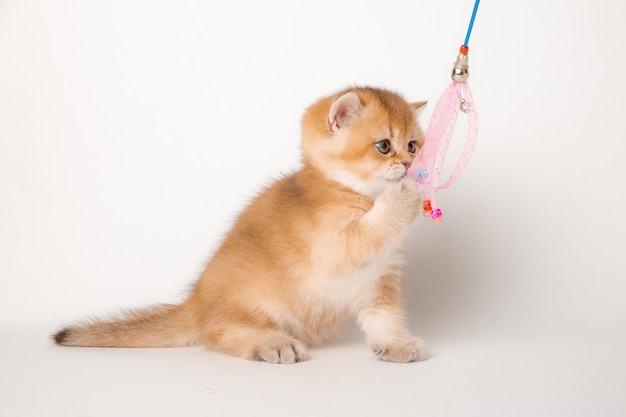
[[53, 86, 428, 364]]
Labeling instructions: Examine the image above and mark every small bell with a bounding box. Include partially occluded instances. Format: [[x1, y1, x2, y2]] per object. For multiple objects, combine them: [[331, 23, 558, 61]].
[[451, 48, 470, 82]]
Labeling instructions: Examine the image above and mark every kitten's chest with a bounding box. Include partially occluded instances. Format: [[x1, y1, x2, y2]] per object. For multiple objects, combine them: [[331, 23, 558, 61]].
[[306, 239, 405, 308]]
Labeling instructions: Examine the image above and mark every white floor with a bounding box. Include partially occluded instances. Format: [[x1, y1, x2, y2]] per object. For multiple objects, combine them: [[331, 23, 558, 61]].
[[2, 324, 625, 417]]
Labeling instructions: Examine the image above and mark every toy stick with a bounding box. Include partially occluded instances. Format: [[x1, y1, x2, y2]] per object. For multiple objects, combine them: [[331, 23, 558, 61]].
[[406, 0, 480, 223]]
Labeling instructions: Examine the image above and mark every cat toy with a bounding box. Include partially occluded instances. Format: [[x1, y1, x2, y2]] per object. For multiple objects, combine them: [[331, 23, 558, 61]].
[[406, 0, 480, 223]]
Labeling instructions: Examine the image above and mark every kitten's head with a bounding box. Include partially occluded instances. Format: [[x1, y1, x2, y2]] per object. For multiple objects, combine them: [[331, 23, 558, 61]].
[[301, 87, 426, 197]]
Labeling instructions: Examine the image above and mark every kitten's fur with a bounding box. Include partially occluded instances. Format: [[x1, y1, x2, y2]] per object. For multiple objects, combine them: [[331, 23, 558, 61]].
[[53, 87, 428, 364]]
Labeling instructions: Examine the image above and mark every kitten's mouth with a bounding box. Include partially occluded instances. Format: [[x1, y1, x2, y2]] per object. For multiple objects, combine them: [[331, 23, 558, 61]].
[[386, 169, 407, 182], [382, 163, 409, 183]]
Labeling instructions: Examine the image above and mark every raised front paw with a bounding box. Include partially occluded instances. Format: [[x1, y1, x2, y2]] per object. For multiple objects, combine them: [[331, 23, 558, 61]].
[[371, 337, 428, 363], [380, 179, 423, 222]]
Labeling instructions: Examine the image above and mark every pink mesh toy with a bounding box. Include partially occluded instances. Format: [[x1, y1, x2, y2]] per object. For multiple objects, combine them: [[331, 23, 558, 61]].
[[406, 0, 480, 223]]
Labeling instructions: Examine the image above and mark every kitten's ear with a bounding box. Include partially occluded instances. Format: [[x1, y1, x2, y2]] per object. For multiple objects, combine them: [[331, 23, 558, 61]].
[[328, 92, 361, 132], [411, 101, 428, 116]]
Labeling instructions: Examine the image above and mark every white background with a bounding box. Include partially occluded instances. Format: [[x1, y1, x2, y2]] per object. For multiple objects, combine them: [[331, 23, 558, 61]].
[[1, 1, 625, 416]]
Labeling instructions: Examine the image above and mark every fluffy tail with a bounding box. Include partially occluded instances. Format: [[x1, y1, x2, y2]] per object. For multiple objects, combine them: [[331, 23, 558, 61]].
[[52, 304, 200, 348]]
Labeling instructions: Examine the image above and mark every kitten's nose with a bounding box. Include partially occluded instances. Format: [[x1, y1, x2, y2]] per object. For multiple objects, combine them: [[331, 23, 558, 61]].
[[402, 161, 411, 169]]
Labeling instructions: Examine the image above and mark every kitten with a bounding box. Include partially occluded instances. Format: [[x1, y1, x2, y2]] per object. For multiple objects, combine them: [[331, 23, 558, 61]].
[[53, 86, 428, 364]]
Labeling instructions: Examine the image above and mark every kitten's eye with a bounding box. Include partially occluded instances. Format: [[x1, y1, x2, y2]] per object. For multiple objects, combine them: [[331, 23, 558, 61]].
[[375, 140, 391, 155], [408, 141, 418, 154]]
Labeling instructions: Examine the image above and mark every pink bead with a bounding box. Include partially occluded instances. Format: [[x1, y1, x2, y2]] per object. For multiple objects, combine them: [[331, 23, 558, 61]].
[[431, 208, 442, 223]]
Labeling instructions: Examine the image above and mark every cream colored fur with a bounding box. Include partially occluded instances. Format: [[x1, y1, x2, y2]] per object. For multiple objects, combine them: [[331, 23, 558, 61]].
[[53, 86, 428, 364]]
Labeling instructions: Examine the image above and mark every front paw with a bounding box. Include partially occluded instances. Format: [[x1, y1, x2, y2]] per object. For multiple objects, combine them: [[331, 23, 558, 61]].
[[254, 336, 306, 364], [380, 179, 423, 222], [371, 337, 428, 363]]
